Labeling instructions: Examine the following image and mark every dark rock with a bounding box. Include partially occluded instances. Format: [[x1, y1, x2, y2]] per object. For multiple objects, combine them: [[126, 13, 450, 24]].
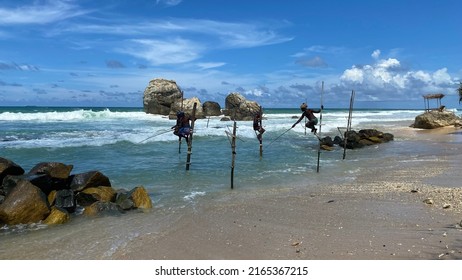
[[0, 157, 25, 186], [75, 192, 99, 207], [333, 135, 343, 145], [83, 201, 124, 216], [69, 171, 111, 192], [55, 189, 76, 213], [203, 101, 222, 116], [115, 186, 152, 210], [28, 162, 73, 179], [0, 179, 50, 225], [320, 136, 334, 147]]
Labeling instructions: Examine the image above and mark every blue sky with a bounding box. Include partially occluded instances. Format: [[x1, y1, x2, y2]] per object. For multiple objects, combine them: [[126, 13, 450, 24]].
[[0, 0, 461, 109]]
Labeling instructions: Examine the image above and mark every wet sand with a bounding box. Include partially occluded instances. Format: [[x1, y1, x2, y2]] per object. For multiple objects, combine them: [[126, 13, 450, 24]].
[[113, 126, 462, 260]]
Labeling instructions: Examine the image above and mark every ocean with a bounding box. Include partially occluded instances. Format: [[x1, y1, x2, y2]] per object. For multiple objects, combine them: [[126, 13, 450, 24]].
[[0, 106, 459, 259]]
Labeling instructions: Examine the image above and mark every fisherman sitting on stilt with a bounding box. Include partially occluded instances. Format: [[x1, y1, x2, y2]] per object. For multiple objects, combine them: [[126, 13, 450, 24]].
[[253, 112, 265, 142], [172, 111, 192, 143]]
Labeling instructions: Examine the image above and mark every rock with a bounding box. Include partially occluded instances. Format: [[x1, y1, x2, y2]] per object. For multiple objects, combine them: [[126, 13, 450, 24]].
[[69, 171, 111, 192], [143, 78, 183, 115], [2, 173, 68, 196], [0, 179, 50, 225], [412, 110, 461, 129], [43, 206, 70, 225], [28, 162, 73, 179], [169, 97, 204, 119], [83, 201, 123, 216], [115, 186, 152, 210], [55, 189, 76, 213], [203, 101, 222, 116], [80, 186, 116, 203], [423, 198, 434, 205], [223, 92, 261, 120], [131, 186, 153, 209], [337, 129, 394, 149], [0, 157, 25, 185]]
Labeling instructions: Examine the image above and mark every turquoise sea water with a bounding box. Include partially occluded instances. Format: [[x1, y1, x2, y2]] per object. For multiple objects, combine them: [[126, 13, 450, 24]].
[[0, 107, 446, 204], [1, 106, 460, 258]]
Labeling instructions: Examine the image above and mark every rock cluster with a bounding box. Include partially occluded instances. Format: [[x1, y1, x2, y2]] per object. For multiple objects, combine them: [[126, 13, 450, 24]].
[[319, 129, 394, 150], [412, 110, 462, 129], [143, 78, 262, 121], [0, 157, 152, 226]]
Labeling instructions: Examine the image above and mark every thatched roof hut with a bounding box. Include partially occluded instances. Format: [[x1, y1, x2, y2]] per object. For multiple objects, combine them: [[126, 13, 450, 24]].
[[423, 93, 445, 111]]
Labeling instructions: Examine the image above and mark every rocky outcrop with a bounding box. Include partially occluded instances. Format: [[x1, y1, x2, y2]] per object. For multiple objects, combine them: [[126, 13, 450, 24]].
[[0, 157, 153, 227], [203, 101, 222, 116], [143, 78, 183, 115], [169, 96, 204, 119], [319, 129, 394, 150], [223, 92, 261, 121], [412, 110, 461, 129]]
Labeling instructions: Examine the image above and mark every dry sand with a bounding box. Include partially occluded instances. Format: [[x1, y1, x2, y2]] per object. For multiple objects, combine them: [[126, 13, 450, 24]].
[[113, 126, 462, 260]]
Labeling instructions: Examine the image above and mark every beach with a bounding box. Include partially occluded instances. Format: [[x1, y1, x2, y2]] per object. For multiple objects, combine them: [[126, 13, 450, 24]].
[[114, 127, 462, 260], [1, 108, 461, 260]]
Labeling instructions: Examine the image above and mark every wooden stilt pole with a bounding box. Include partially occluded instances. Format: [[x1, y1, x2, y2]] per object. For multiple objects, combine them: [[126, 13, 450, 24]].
[[178, 90, 184, 153], [230, 121, 237, 189], [186, 102, 197, 170], [316, 81, 324, 173], [343, 90, 355, 160], [259, 106, 263, 157]]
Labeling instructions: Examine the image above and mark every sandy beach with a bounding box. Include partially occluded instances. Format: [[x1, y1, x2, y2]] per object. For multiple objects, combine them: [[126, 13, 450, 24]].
[[112, 126, 462, 260]]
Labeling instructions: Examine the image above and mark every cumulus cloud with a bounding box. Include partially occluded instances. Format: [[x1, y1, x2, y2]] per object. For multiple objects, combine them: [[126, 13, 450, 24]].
[[371, 49, 381, 59], [340, 56, 457, 101]]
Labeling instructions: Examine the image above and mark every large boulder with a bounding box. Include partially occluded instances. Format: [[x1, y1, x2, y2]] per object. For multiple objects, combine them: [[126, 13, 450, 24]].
[[169, 97, 204, 119], [223, 92, 261, 120], [412, 110, 461, 129], [69, 171, 111, 192], [0, 179, 50, 225], [203, 101, 222, 116], [143, 78, 183, 115]]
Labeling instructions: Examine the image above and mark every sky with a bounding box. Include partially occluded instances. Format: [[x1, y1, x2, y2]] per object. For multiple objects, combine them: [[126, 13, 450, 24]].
[[0, 0, 461, 109]]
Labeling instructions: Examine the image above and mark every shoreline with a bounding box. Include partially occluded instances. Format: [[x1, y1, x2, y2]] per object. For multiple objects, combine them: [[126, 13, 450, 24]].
[[112, 126, 462, 260]]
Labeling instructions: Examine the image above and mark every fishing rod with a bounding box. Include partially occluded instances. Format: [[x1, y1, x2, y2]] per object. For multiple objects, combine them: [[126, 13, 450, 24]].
[[138, 129, 172, 144], [267, 127, 292, 147]]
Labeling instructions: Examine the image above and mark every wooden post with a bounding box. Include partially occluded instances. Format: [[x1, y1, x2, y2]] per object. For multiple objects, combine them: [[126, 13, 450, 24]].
[[186, 102, 197, 170], [316, 81, 324, 173], [230, 121, 237, 189], [259, 106, 263, 157], [343, 90, 355, 160]]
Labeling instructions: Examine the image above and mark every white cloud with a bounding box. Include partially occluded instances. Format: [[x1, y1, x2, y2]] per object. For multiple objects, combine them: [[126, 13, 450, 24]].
[[340, 57, 457, 101], [371, 49, 381, 59], [197, 62, 226, 70], [0, 0, 89, 25], [117, 38, 203, 65]]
